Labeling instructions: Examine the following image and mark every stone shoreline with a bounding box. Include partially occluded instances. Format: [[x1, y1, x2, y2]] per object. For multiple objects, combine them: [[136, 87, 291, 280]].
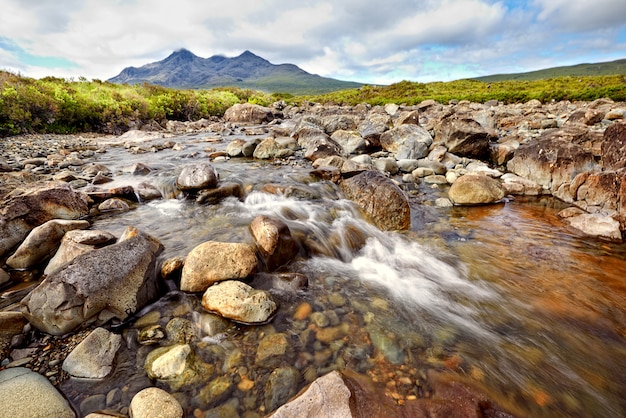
[[0, 97, 625, 417]]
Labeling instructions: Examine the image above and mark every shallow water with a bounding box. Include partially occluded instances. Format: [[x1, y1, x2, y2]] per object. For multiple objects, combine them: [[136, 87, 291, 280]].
[[10, 132, 626, 417]]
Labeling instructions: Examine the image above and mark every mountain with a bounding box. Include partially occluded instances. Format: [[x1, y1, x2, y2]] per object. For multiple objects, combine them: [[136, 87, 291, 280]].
[[473, 58, 626, 82], [108, 49, 362, 95]]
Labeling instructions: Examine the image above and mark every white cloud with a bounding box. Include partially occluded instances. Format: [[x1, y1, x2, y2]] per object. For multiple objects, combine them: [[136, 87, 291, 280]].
[[0, 0, 625, 83]]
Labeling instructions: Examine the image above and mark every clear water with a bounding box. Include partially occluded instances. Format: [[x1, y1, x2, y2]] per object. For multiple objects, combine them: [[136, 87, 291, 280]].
[[9, 132, 626, 417]]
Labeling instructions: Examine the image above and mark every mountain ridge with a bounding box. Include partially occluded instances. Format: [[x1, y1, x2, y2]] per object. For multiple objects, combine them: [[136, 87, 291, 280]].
[[108, 49, 362, 95]]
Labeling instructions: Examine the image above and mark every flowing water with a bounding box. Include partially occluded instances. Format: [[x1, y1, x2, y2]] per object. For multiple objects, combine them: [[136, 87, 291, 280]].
[[16, 132, 626, 417]]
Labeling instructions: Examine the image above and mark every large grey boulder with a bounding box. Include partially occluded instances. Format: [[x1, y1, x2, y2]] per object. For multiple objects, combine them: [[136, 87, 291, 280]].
[[21, 226, 164, 335], [379, 124, 433, 160], [340, 170, 411, 231], [180, 241, 258, 292], [6, 219, 90, 270], [44, 229, 117, 276], [0, 367, 75, 418], [507, 136, 599, 193], [434, 116, 494, 159], [358, 113, 391, 147], [0, 182, 89, 258]]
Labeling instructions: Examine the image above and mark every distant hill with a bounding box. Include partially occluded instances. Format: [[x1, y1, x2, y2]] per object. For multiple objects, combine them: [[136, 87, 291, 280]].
[[474, 58, 626, 82], [108, 49, 362, 95]]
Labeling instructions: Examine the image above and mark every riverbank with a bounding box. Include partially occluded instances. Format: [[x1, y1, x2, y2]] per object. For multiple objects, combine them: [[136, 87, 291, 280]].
[[1, 97, 625, 417]]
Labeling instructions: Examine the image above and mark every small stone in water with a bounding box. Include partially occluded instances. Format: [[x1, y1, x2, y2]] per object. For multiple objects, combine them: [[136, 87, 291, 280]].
[[293, 302, 312, 321]]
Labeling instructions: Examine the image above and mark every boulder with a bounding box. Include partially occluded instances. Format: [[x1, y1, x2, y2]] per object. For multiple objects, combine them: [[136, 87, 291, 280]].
[[196, 182, 244, 205], [507, 136, 599, 192], [566, 214, 622, 241], [358, 113, 391, 146], [202, 280, 277, 324], [253, 137, 294, 159], [144, 344, 191, 380], [379, 124, 433, 160], [62, 327, 122, 378], [0, 182, 89, 258], [500, 173, 544, 195], [224, 103, 274, 124], [601, 122, 626, 170], [434, 116, 494, 159], [44, 229, 116, 276], [180, 241, 258, 292], [330, 130, 367, 155], [340, 170, 411, 231], [129, 387, 184, 418], [6, 219, 90, 270], [0, 368, 75, 418], [268, 371, 352, 418], [176, 163, 219, 191], [303, 136, 345, 161], [250, 215, 299, 271], [448, 174, 505, 205], [21, 226, 164, 336], [226, 139, 246, 157]]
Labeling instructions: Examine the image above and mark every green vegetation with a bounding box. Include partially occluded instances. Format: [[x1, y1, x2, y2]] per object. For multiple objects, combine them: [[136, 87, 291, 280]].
[[0, 71, 272, 137], [474, 58, 626, 82], [299, 75, 626, 106], [2, 69, 626, 137]]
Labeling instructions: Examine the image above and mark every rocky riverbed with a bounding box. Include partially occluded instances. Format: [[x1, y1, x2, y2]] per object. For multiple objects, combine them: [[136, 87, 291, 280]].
[[0, 97, 625, 417]]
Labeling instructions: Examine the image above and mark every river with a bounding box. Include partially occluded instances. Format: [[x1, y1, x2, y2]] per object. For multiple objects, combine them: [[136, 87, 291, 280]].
[[25, 130, 626, 417]]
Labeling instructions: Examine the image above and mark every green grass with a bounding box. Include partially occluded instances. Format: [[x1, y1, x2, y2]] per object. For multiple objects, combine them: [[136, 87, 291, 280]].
[[297, 75, 626, 106], [2, 70, 626, 137]]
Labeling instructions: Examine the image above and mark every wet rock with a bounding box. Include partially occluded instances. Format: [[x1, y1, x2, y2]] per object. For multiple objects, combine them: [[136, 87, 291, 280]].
[[129, 387, 183, 418], [224, 103, 274, 124], [180, 241, 258, 292], [0, 367, 75, 418], [255, 332, 293, 368], [21, 226, 164, 335], [434, 116, 494, 159], [0, 312, 27, 351], [98, 197, 130, 212], [198, 375, 234, 407], [601, 122, 626, 170], [192, 311, 232, 338], [135, 182, 163, 201], [268, 370, 352, 418], [507, 136, 599, 192], [145, 344, 191, 380], [202, 280, 277, 324], [340, 171, 411, 231], [138, 324, 166, 345], [566, 214, 622, 241], [379, 124, 433, 160], [62, 327, 122, 378], [176, 162, 219, 190], [448, 174, 504, 205], [226, 138, 246, 157], [5, 219, 89, 270], [165, 317, 194, 344], [251, 272, 308, 297], [253, 137, 294, 159], [330, 130, 367, 155], [265, 367, 301, 412], [44, 229, 116, 276], [340, 170, 411, 231], [196, 182, 243, 204], [250, 215, 299, 271], [0, 182, 89, 258]]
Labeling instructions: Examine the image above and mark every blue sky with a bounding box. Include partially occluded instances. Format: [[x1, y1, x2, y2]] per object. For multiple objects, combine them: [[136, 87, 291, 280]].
[[1, 0, 625, 84]]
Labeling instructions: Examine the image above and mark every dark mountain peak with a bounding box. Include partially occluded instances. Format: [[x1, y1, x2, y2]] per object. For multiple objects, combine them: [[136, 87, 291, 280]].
[[165, 48, 199, 63]]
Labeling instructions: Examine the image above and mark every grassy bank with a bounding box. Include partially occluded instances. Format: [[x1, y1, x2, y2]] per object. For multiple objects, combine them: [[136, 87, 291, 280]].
[[0, 71, 273, 137], [2, 70, 625, 137]]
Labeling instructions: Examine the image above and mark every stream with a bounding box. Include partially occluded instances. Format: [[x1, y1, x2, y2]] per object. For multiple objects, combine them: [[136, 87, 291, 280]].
[[14, 130, 626, 417]]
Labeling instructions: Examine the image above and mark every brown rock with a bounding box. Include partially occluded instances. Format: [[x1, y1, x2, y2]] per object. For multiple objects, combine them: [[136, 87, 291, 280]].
[[448, 174, 505, 205], [601, 122, 626, 170], [223, 103, 274, 124], [250, 215, 298, 271], [202, 280, 277, 324], [434, 116, 494, 159], [180, 241, 258, 292], [340, 170, 411, 231]]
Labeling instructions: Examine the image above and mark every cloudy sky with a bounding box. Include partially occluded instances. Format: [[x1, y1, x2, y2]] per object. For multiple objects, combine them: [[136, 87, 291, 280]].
[[1, 0, 625, 85]]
